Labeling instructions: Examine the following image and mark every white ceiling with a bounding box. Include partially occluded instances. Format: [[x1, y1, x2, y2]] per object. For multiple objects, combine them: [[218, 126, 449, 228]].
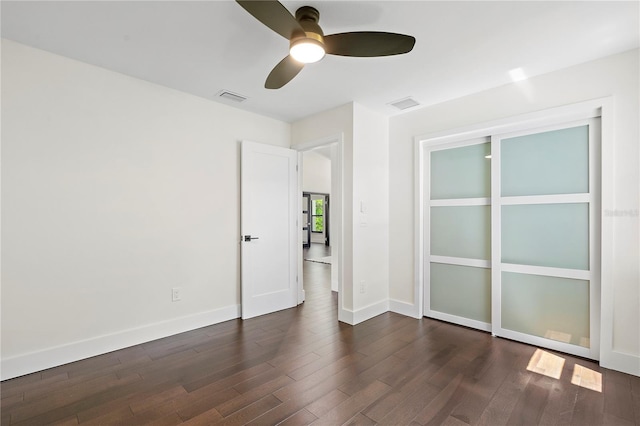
[[2, 1, 638, 123]]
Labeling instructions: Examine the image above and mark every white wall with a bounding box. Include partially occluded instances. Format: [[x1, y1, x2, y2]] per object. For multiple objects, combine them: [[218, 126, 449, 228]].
[[302, 150, 331, 194], [1, 40, 290, 379], [352, 104, 389, 313], [389, 49, 639, 375], [292, 102, 390, 323]]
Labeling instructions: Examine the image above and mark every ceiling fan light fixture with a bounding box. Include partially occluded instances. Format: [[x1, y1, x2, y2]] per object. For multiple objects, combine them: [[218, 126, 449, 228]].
[[290, 38, 325, 64], [236, 1, 416, 88]]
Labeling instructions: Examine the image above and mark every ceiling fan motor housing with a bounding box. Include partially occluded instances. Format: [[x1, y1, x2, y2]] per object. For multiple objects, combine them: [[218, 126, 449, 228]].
[[291, 6, 324, 47]]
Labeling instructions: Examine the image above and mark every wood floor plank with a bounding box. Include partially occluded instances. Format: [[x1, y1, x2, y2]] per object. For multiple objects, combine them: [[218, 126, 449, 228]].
[[303, 380, 390, 426], [367, 375, 440, 424], [179, 407, 223, 425], [304, 388, 349, 418], [220, 394, 283, 426], [8, 372, 142, 424], [144, 413, 186, 426], [79, 406, 135, 425], [272, 353, 365, 402], [604, 369, 635, 422], [363, 361, 442, 423], [129, 385, 188, 414], [505, 378, 552, 426], [1, 372, 69, 400], [278, 409, 318, 426], [449, 342, 522, 424], [476, 355, 532, 425], [412, 373, 464, 425], [570, 385, 605, 426], [338, 353, 400, 396], [342, 412, 377, 426], [131, 401, 181, 424], [176, 387, 241, 421], [182, 360, 275, 394], [248, 367, 360, 425], [218, 375, 293, 417], [632, 376, 640, 425], [49, 415, 79, 426]]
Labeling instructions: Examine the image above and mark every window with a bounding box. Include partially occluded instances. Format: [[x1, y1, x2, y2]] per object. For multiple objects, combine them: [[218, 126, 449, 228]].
[[312, 199, 324, 232]]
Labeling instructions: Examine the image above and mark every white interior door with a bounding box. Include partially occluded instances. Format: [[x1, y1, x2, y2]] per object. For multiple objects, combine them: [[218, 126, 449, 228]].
[[241, 141, 298, 319]]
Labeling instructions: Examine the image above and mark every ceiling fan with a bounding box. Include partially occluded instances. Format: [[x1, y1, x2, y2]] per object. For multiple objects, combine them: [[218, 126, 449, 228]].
[[236, 0, 416, 89]]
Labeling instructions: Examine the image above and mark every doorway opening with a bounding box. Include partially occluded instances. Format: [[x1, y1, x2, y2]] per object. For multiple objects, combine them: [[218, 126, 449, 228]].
[[301, 149, 333, 295], [295, 135, 343, 321]]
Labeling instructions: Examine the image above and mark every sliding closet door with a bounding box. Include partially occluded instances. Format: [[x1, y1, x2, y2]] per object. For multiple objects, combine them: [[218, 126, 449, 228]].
[[492, 120, 600, 359], [425, 139, 492, 331]]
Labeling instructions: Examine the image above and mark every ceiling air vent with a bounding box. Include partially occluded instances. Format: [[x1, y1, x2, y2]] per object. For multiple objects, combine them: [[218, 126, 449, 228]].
[[217, 90, 247, 103], [388, 97, 420, 111]]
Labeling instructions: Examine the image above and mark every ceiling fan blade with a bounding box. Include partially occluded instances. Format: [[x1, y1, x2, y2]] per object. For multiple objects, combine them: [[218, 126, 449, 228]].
[[236, 0, 304, 39], [324, 32, 416, 57], [265, 56, 305, 89]]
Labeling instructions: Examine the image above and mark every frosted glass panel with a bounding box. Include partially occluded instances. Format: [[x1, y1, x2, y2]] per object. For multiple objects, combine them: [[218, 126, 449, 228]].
[[431, 263, 491, 323], [431, 143, 490, 199], [501, 126, 589, 196], [431, 206, 490, 260], [502, 272, 589, 347], [502, 203, 589, 270]]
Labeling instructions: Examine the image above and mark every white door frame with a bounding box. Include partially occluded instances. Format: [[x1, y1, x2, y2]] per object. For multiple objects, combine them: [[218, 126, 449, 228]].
[[294, 133, 345, 321], [414, 98, 612, 359]]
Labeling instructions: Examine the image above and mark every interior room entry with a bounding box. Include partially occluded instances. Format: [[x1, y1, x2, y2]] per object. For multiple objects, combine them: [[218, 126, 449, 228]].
[[300, 143, 339, 294]]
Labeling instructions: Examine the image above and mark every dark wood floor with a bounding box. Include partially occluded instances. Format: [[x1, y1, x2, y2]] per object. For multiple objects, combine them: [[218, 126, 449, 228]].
[[2, 248, 639, 425]]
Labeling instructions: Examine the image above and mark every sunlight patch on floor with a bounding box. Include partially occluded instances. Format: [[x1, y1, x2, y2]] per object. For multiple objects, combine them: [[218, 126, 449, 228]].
[[526, 348, 565, 379], [571, 364, 602, 392], [526, 349, 603, 393]]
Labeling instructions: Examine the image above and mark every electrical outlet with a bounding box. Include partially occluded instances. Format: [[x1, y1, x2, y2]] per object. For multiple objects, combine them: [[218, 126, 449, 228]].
[[172, 287, 182, 302], [359, 280, 366, 294]]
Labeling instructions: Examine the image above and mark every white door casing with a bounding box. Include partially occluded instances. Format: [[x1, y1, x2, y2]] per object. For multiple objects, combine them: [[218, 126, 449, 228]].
[[241, 141, 298, 320]]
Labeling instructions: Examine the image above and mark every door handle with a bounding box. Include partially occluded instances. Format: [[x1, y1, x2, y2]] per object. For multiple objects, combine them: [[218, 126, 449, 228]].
[[243, 235, 260, 242]]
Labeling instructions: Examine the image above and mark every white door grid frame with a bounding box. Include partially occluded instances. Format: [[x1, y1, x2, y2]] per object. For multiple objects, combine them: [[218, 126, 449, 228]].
[[414, 98, 612, 361]]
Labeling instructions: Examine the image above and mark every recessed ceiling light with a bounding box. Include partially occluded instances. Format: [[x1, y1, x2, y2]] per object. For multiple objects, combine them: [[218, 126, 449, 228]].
[[388, 97, 420, 111]]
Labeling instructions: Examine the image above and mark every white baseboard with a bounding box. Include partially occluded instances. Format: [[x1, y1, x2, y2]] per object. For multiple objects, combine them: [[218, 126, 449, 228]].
[[389, 299, 421, 319], [1, 304, 241, 381], [353, 300, 389, 324], [601, 349, 640, 377], [339, 300, 390, 325]]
